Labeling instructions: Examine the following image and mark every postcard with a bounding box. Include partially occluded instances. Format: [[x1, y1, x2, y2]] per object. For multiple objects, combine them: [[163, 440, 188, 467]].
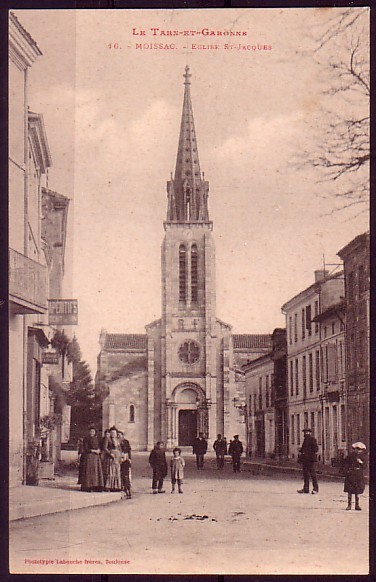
[[9, 6, 369, 575]]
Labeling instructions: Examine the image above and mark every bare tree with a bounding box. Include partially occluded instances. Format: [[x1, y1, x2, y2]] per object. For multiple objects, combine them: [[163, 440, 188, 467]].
[[303, 8, 370, 213]]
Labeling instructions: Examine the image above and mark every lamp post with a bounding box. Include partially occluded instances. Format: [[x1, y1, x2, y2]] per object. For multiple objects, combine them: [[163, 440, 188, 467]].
[[233, 397, 248, 455]]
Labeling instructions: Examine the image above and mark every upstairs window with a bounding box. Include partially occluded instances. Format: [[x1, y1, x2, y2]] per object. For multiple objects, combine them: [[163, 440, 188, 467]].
[[309, 352, 314, 392], [302, 355, 307, 399], [315, 350, 320, 390], [358, 265, 366, 294], [129, 405, 135, 423], [290, 360, 294, 396], [314, 300, 319, 334], [306, 304, 312, 336], [258, 377, 262, 409], [179, 244, 187, 303], [347, 271, 355, 302]]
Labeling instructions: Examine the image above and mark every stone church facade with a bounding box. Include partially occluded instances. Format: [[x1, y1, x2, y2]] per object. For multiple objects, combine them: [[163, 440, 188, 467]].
[[97, 67, 271, 450]]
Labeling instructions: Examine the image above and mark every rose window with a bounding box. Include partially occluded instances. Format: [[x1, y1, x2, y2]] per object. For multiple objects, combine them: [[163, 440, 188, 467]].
[[178, 341, 200, 364]]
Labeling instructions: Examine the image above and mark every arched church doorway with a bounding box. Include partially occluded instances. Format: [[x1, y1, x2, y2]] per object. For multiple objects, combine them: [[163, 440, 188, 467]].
[[179, 409, 197, 445], [170, 385, 203, 448]]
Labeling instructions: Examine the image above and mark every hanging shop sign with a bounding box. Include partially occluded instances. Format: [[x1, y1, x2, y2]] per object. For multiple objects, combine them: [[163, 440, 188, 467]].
[[42, 350, 59, 365], [48, 299, 78, 325]]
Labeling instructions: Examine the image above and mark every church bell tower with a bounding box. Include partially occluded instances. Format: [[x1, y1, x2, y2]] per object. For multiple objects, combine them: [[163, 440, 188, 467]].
[[161, 66, 218, 448]]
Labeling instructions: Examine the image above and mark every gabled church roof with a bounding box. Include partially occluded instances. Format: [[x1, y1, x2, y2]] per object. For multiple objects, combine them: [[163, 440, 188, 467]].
[[104, 333, 147, 350], [232, 334, 272, 350]]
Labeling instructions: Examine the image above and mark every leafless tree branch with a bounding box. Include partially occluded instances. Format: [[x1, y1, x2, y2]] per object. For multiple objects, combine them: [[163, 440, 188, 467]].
[[299, 8, 370, 212]]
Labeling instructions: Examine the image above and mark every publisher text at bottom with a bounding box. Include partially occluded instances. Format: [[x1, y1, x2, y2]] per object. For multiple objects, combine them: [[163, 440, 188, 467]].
[[24, 559, 131, 566]]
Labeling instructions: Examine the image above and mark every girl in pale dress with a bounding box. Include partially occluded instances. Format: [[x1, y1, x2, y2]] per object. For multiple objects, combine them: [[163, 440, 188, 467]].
[[170, 447, 185, 494]]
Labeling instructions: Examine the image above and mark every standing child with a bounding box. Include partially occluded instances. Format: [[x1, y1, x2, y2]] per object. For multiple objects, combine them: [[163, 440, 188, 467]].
[[343, 442, 367, 511], [170, 447, 185, 494], [121, 457, 132, 499]]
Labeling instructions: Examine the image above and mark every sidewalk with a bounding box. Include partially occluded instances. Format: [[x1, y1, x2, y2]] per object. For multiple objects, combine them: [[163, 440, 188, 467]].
[[9, 473, 123, 522], [242, 457, 346, 481]]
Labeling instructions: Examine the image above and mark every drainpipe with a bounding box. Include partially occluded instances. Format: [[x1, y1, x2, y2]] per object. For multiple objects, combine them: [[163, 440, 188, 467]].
[[22, 66, 29, 484]]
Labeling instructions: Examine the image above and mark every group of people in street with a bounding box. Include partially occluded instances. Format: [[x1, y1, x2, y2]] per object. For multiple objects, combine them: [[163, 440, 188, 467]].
[[193, 432, 244, 473], [78, 426, 131, 498], [78, 426, 367, 511], [297, 427, 367, 510], [147, 432, 245, 495]]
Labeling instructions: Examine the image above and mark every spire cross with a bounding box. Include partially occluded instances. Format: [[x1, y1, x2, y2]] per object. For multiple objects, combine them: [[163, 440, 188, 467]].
[[183, 65, 191, 85]]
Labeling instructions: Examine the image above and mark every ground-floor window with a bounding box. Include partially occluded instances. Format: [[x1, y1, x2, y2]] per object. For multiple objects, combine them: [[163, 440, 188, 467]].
[[340, 404, 346, 442], [317, 410, 322, 445]]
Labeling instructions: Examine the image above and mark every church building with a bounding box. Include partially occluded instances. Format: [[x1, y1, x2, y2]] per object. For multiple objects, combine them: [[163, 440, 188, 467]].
[[97, 67, 271, 450]]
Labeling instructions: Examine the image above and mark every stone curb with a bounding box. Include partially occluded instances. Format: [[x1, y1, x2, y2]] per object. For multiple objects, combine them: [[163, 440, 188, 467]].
[[10, 488, 123, 522]]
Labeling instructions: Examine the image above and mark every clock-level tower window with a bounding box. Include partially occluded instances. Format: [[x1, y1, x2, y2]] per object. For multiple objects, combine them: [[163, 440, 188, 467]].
[[191, 244, 198, 303], [179, 244, 187, 303]]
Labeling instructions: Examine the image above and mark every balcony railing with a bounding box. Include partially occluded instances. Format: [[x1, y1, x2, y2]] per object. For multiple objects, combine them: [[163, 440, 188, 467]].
[[9, 248, 47, 314]]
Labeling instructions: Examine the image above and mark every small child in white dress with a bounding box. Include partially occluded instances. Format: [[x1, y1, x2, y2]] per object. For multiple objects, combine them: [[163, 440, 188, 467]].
[[170, 447, 185, 494]]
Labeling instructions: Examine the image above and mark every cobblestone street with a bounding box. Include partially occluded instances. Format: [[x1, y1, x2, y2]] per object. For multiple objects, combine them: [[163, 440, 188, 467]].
[[10, 453, 369, 575]]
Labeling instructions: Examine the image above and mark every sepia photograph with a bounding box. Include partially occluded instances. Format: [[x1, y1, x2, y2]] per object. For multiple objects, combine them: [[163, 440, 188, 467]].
[[8, 6, 370, 575]]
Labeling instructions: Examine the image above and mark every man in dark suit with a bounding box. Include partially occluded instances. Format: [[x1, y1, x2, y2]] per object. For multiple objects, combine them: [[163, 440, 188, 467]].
[[149, 441, 168, 494], [229, 434, 244, 473], [193, 432, 208, 469], [213, 434, 227, 469], [297, 427, 319, 494]]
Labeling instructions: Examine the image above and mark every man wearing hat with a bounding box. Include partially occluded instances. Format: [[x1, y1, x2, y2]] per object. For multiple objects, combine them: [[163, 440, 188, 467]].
[[297, 427, 319, 494], [229, 435, 244, 473], [213, 434, 227, 469]]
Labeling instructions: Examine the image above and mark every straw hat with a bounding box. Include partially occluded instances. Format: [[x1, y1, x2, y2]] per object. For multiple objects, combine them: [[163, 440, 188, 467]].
[[351, 442, 366, 450]]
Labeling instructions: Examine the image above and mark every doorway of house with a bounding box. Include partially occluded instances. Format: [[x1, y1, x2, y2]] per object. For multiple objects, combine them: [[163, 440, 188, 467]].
[[178, 409, 197, 446]]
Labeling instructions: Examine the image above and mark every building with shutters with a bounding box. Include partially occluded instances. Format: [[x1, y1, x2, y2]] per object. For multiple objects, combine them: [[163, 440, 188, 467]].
[[97, 67, 272, 450], [243, 352, 275, 458], [243, 328, 288, 459], [338, 232, 370, 452], [9, 13, 73, 485], [312, 296, 347, 464], [281, 270, 346, 464]]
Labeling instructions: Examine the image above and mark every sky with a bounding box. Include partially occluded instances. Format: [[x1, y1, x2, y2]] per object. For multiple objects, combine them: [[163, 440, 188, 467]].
[[14, 8, 369, 375]]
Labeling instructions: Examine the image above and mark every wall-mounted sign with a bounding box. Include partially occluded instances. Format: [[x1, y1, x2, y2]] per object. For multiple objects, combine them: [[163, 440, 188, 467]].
[[42, 350, 59, 365], [48, 299, 78, 325]]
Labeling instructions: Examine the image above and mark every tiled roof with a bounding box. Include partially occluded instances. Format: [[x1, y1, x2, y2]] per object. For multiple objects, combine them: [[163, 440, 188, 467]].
[[104, 334, 147, 350], [232, 334, 272, 350]]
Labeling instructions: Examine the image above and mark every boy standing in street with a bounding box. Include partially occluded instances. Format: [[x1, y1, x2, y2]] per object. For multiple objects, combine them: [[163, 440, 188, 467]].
[[149, 441, 168, 494]]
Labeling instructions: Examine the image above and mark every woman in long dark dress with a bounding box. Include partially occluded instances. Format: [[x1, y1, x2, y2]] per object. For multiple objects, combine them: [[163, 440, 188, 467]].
[[80, 427, 104, 492], [100, 429, 111, 486], [102, 426, 122, 491], [343, 442, 366, 511]]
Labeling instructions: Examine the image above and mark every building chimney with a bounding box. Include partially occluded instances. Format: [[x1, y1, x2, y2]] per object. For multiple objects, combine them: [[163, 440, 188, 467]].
[[314, 270, 329, 282]]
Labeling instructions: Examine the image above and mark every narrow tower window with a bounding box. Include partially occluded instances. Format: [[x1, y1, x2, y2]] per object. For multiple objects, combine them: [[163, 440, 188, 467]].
[[129, 405, 135, 423], [179, 244, 187, 303], [191, 244, 198, 303]]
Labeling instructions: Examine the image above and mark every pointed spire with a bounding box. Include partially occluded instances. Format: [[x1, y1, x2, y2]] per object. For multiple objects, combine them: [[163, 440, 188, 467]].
[[166, 67, 209, 223]]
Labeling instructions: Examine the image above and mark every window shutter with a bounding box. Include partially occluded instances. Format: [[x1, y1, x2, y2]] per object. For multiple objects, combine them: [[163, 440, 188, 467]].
[[327, 343, 337, 382]]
